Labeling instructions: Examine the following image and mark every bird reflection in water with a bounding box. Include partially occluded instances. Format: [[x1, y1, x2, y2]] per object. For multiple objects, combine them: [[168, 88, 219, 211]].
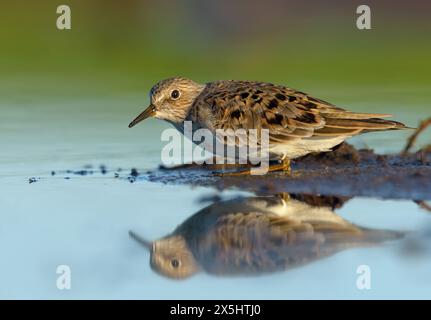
[[130, 193, 403, 279]]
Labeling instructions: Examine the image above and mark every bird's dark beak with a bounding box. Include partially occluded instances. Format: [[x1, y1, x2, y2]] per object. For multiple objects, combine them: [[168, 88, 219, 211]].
[[129, 231, 153, 251], [128, 104, 156, 128]]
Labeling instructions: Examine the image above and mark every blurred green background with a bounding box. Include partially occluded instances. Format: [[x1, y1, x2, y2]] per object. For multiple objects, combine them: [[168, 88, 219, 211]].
[[1, 0, 430, 110]]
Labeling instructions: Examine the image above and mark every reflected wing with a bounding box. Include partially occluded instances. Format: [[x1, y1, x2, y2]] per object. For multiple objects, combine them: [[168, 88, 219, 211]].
[[194, 208, 401, 275]]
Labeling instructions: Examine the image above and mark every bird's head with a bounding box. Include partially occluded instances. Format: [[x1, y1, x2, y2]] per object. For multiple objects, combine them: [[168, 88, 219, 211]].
[[150, 235, 200, 279], [129, 231, 200, 280], [128, 77, 205, 127]]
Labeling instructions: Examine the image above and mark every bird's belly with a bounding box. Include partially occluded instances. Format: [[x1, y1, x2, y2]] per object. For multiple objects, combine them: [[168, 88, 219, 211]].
[[269, 136, 347, 159]]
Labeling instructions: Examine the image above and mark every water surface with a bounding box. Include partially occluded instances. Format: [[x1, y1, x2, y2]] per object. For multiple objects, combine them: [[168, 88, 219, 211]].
[[1, 95, 430, 299]]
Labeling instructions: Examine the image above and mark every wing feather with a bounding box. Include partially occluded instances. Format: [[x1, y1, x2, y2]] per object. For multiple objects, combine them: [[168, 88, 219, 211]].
[[192, 81, 407, 149]]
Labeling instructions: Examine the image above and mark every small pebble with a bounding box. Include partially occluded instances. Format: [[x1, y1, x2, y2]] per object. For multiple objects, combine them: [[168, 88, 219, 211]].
[[51, 171, 56, 176], [130, 168, 139, 177], [74, 170, 87, 176], [100, 165, 107, 175]]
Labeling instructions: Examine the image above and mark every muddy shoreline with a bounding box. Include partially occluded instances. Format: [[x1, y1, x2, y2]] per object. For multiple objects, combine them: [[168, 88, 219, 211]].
[[29, 119, 431, 201], [146, 142, 431, 200]]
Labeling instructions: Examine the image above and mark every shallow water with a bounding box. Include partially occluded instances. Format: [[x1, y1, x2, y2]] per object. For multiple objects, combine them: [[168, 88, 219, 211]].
[[1, 96, 430, 299]]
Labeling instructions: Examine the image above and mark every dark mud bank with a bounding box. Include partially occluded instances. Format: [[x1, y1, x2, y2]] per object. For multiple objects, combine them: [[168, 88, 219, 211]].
[[146, 143, 431, 200]]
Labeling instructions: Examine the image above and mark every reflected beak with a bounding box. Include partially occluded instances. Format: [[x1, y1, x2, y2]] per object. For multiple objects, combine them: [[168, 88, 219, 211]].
[[128, 104, 156, 128], [129, 230, 153, 251]]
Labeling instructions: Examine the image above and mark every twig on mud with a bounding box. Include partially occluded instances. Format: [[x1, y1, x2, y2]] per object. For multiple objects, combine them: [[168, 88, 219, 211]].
[[414, 200, 431, 213], [403, 118, 431, 155]]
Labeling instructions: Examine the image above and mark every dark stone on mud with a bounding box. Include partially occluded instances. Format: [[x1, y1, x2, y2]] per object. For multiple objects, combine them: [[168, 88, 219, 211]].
[[74, 170, 88, 176], [130, 168, 139, 177], [51, 171, 56, 176], [100, 165, 107, 175], [296, 143, 362, 166], [29, 177, 37, 184]]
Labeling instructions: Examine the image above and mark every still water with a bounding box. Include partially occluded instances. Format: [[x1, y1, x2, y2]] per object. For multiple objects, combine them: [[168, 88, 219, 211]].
[[0, 95, 430, 299]]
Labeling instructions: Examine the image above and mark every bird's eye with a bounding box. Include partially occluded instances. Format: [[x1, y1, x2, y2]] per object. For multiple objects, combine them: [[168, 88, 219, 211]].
[[171, 259, 180, 268], [170, 89, 180, 99]]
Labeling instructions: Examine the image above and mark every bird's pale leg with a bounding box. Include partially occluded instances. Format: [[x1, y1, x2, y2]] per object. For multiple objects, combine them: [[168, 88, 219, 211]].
[[282, 158, 292, 174], [277, 192, 291, 202], [214, 158, 292, 176]]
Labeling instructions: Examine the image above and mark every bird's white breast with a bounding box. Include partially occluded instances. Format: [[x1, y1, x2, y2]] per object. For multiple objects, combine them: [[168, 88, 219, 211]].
[[269, 136, 348, 159]]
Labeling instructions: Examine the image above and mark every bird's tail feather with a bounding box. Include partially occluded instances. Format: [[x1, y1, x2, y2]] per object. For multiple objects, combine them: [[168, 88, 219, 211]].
[[322, 111, 393, 120], [325, 118, 408, 130], [323, 228, 405, 251]]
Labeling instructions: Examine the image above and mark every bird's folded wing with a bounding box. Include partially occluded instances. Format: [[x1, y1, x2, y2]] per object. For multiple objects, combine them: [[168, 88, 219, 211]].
[[200, 81, 406, 146]]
